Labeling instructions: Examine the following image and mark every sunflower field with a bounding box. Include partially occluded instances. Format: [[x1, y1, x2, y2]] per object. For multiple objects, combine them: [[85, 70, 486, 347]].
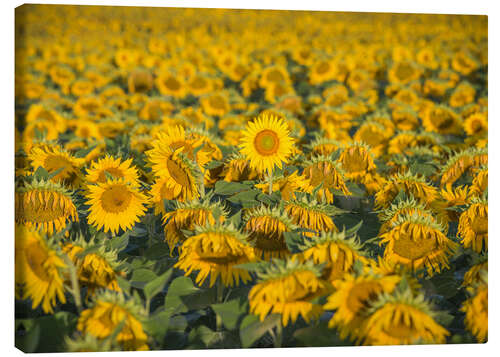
[[14, 5, 488, 352]]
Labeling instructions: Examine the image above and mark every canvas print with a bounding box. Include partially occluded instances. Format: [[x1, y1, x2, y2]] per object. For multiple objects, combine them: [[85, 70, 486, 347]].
[[14, 4, 488, 352]]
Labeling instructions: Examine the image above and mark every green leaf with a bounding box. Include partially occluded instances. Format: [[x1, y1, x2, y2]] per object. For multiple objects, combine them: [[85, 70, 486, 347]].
[[116, 275, 131, 296], [188, 325, 220, 348], [107, 232, 129, 252], [24, 312, 78, 352], [130, 268, 158, 289], [211, 298, 248, 330], [164, 276, 199, 314], [204, 160, 224, 170], [47, 166, 65, 180], [144, 268, 174, 301], [33, 166, 50, 181], [283, 231, 305, 253], [239, 314, 280, 348], [74, 144, 97, 158], [214, 181, 251, 195], [229, 211, 242, 227], [294, 321, 350, 347], [345, 182, 365, 197], [15, 320, 40, 353], [227, 189, 260, 206], [144, 310, 174, 341]]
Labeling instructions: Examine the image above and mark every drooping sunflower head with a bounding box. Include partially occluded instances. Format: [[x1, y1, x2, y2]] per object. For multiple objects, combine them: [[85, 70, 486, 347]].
[[249, 259, 327, 326], [61, 235, 127, 297], [285, 194, 341, 236], [301, 154, 350, 204], [440, 147, 488, 187], [379, 196, 446, 234], [338, 142, 377, 179], [461, 270, 488, 343], [297, 229, 369, 282], [458, 196, 488, 253], [162, 193, 229, 252], [243, 205, 297, 259], [15, 224, 67, 314], [470, 165, 488, 198], [15, 179, 78, 234], [85, 178, 148, 235], [77, 290, 149, 351], [85, 155, 140, 187], [380, 212, 457, 276], [305, 132, 344, 155], [29, 145, 84, 189], [353, 121, 390, 157], [239, 112, 295, 174], [174, 222, 256, 287], [323, 273, 401, 341], [254, 170, 306, 200], [221, 151, 260, 183], [362, 290, 449, 345], [375, 170, 438, 210]]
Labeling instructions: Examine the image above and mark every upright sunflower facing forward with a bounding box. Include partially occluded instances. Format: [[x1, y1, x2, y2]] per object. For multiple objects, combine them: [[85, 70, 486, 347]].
[[239, 113, 295, 174], [86, 179, 148, 235]]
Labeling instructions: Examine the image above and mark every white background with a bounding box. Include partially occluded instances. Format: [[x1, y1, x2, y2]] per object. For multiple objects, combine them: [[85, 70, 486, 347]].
[[0, 1, 496, 356]]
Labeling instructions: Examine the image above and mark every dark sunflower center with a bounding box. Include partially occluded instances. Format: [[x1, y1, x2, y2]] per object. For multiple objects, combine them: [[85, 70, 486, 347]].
[[100, 185, 133, 213], [254, 129, 280, 155], [392, 233, 438, 260]]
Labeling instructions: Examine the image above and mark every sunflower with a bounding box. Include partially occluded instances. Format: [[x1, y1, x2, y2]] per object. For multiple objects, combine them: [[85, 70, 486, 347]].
[[305, 136, 343, 157], [297, 230, 371, 282], [200, 92, 230, 117], [470, 166, 488, 197], [77, 291, 149, 351], [338, 142, 377, 181], [300, 155, 350, 204], [436, 184, 470, 222], [25, 103, 66, 133], [148, 178, 179, 215], [127, 69, 153, 94], [243, 205, 297, 259], [378, 197, 447, 235], [285, 194, 339, 237], [464, 112, 488, 136], [146, 138, 203, 202], [391, 105, 419, 131], [187, 74, 213, 97], [29, 145, 84, 189], [15, 179, 78, 234], [259, 65, 291, 89], [85, 155, 139, 187], [74, 120, 102, 140], [309, 59, 337, 85], [374, 171, 438, 210], [155, 72, 186, 98], [175, 222, 256, 287], [15, 224, 67, 313], [379, 213, 457, 276], [239, 112, 295, 174], [85, 179, 148, 235], [138, 97, 174, 121], [362, 290, 449, 345], [388, 61, 421, 85], [440, 147, 488, 187], [463, 259, 488, 287], [451, 51, 479, 76], [323, 273, 400, 341], [221, 151, 260, 182], [353, 121, 390, 157], [163, 194, 228, 252], [422, 105, 462, 135], [62, 236, 126, 297], [254, 170, 305, 200], [249, 259, 328, 327], [461, 271, 487, 342], [458, 197, 488, 253]]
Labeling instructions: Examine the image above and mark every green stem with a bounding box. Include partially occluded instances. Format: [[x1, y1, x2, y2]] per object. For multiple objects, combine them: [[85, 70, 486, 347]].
[[268, 171, 273, 195], [274, 322, 283, 348], [216, 279, 224, 332], [62, 255, 82, 313]]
